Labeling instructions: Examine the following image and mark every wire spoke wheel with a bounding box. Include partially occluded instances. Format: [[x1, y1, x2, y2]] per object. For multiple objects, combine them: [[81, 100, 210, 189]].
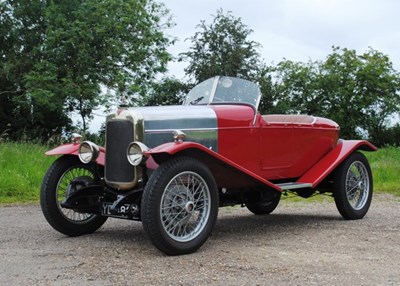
[[345, 161, 369, 210], [160, 171, 211, 242], [334, 152, 373, 220], [40, 155, 107, 236], [56, 167, 95, 222], [141, 157, 218, 255]]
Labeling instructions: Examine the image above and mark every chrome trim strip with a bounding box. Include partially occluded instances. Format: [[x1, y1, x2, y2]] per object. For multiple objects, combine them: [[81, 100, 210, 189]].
[[277, 182, 313, 190], [146, 127, 218, 133]]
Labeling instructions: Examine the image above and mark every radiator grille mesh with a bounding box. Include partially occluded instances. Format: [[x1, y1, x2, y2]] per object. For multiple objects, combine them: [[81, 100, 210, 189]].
[[105, 120, 135, 183]]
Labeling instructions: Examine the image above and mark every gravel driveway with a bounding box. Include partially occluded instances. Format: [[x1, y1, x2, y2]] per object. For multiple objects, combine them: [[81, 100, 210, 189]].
[[1, 194, 399, 286]]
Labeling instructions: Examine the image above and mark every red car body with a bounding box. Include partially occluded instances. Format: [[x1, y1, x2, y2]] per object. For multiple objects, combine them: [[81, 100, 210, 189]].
[[47, 104, 375, 191], [42, 76, 377, 255], [147, 104, 376, 190]]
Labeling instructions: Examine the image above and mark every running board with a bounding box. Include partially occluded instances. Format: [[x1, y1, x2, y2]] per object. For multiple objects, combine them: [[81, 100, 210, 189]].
[[276, 182, 313, 190]]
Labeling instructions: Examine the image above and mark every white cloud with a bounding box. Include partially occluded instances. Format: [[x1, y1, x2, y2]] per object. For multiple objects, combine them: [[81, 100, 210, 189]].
[[89, 0, 400, 131], [164, 0, 400, 77]]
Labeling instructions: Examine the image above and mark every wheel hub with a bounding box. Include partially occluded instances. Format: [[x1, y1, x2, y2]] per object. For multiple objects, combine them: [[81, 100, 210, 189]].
[[185, 201, 194, 213], [66, 176, 93, 196]]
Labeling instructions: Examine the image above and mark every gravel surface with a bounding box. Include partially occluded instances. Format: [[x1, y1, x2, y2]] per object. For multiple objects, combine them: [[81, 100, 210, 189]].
[[1, 194, 399, 286]]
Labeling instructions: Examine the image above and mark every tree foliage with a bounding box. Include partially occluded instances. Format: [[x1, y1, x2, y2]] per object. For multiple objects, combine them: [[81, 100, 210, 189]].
[[177, 10, 400, 146], [1, 0, 54, 140], [2, 3, 400, 147], [0, 0, 174, 140], [180, 9, 263, 83], [270, 47, 400, 141], [140, 77, 192, 106], [178, 9, 286, 115]]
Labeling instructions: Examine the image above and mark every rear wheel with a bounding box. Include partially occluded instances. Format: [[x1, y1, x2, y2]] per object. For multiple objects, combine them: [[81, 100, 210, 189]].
[[246, 191, 281, 215], [333, 152, 373, 220], [141, 157, 218, 255], [40, 155, 107, 236]]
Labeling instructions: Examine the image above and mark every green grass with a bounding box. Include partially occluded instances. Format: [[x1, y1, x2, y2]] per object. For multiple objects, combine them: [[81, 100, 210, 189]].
[[0, 142, 56, 203], [0, 143, 398, 204], [364, 147, 400, 196]]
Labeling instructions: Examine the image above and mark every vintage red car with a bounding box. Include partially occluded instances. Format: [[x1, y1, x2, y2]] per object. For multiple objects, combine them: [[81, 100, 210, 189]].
[[41, 76, 377, 255]]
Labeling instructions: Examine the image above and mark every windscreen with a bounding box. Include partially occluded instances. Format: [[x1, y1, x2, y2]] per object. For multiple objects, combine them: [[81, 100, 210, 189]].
[[184, 76, 261, 110]]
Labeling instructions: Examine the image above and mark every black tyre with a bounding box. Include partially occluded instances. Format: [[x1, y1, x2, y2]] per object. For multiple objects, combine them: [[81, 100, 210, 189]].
[[246, 191, 281, 215], [141, 157, 218, 255], [333, 152, 373, 220], [40, 155, 107, 236]]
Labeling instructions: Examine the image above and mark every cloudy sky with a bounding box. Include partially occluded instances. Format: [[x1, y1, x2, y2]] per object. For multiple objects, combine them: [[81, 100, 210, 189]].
[[88, 0, 400, 131], [164, 0, 400, 78]]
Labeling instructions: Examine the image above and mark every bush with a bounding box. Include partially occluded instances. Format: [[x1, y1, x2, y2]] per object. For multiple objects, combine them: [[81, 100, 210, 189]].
[[370, 124, 400, 147]]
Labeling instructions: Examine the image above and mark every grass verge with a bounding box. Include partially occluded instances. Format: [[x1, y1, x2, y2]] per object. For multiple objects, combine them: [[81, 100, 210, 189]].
[[364, 147, 399, 196], [0, 143, 398, 204], [0, 142, 56, 204]]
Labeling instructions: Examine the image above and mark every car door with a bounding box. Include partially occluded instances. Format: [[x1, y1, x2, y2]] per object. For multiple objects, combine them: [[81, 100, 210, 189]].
[[260, 121, 294, 180]]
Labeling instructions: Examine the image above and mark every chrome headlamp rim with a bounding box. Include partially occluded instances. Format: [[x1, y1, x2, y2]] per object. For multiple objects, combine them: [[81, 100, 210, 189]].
[[127, 141, 149, 166], [78, 141, 100, 164]]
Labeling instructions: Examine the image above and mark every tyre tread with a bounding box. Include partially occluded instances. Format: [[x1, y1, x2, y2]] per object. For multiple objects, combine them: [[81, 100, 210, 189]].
[[141, 156, 218, 255], [333, 152, 373, 220], [40, 155, 107, 236]]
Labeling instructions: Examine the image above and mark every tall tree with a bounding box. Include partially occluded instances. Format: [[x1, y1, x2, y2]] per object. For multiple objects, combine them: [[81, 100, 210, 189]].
[[322, 47, 400, 142], [257, 66, 289, 115], [271, 59, 325, 115], [139, 77, 192, 106], [0, 0, 174, 140], [0, 0, 55, 139], [180, 9, 263, 83], [270, 47, 400, 141]]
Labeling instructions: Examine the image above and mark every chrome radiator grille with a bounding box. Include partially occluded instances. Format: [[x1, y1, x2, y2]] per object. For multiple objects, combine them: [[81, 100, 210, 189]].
[[105, 119, 135, 185]]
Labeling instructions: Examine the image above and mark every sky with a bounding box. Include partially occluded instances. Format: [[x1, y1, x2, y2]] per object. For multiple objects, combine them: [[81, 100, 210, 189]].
[[164, 0, 400, 78], [88, 0, 400, 131]]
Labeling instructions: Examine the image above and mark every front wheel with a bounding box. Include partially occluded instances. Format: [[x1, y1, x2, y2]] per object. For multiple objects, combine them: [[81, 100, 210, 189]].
[[141, 157, 218, 255], [40, 155, 107, 236], [333, 152, 373, 220]]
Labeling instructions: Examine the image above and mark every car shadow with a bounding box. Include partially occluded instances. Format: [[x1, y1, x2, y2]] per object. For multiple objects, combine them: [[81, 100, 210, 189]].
[[211, 211, 341, 240], [77, 209, 343, 256]]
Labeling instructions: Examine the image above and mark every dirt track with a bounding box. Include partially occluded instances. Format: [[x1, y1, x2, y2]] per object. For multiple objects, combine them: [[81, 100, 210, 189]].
[[1, 194, 399, 285]]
